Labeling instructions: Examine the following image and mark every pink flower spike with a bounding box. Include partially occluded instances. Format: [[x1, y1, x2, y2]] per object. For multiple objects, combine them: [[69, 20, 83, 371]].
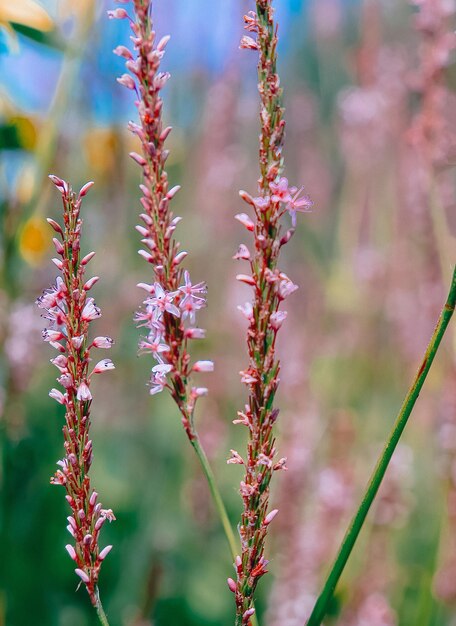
[[235, 213, 255, 232], [93, 359, 115, 374], [65, 544, 77, 560], [107, 8, 129, 19], [92, 336, 114, 349], [227, 578, 237, 593], [264, 509, 279, 525], [75, 568, 90, 584], [79, 181, 94, 198], [99, 545, 113, 561], [49, 388, 65, 404], [117, 74, 136, 90], [113, 45, 133, 59], [192, 360, 214, 373], [76, 381, 92, 402]]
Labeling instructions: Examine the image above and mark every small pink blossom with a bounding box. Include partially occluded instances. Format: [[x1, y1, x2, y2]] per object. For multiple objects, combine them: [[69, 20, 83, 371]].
[[75, 569, 90, 584], [49, 388, 66, 404], [99, 545, 113, 561], [92, 359, 115, 374], [81, 299, 101, 321], [107, 8, 128, 19], [76, 381, 92, 402], [264, 509, 279, 525], [192, 360, 214, 373], [65, 544, 77, 560], [240, 35, 259, 50], [117, 74, 136, 90], [235, 213, 255, 232], [92, 336, 114, 349], [227, 577, 237, 593]]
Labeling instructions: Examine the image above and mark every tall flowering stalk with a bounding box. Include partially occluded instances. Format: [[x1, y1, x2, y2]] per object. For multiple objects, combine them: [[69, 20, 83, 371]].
[[37, 176, 115, 626], [109, 0, 238, 558], [229, 3, 311, 625]]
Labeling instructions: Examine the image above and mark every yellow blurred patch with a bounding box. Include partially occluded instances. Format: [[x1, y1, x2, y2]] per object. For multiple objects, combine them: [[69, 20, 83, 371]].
[[10, 115, 38, 151], [83, 127, 119, 178], [0, 0, 54, 32], [19, 215, 50, 266]]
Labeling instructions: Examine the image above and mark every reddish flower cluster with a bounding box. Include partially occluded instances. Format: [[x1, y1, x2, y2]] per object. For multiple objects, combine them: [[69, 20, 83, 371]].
[[37, 176, 115, 605], [229, 2, 311, 624], [110, 0, 212, 440], [409, 0, 456, 163]]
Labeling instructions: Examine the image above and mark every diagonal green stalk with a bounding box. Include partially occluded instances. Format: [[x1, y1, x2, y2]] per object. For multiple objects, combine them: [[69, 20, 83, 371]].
[[95, 588, 111, 626], [191, 437, 239, 560], [307, 265, 456, 626]]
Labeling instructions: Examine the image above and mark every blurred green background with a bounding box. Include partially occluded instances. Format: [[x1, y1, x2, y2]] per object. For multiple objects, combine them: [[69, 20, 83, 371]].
[[1, 1, 456, 625]]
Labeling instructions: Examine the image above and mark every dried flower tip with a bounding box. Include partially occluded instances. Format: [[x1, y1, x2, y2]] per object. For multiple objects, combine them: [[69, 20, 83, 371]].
[[93, 359, 115, 374], [264, 509, 279, 525], [227, 578, 237, 593], [76, 381, 92, 402], [79, 181, 94, 198], [75, 568, 90, 584], [192, 360, 214, 373], [235, 213, 255, 232]]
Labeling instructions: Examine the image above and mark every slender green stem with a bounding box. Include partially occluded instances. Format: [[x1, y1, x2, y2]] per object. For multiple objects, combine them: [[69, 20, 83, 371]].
[[191, 437, 239, 560], [307, 266, 456, 626], [190, 437, 259, 626], [95, 588, 111, 626]]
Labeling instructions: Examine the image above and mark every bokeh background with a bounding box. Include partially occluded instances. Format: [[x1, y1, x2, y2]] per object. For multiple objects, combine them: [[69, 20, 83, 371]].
[[1, 1, 456, 625]]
